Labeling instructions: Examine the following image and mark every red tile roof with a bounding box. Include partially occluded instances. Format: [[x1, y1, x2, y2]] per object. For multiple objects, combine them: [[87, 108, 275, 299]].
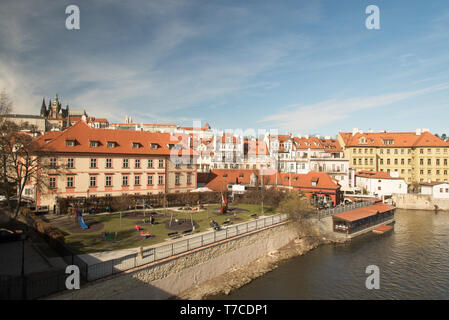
[[419, 181, 449, 186], [37, 120, 196, 156], [356, 170, 404, 180], [340, 131, 449, 147], [333, 203, 396, 222], [199, 170, 340, 192]]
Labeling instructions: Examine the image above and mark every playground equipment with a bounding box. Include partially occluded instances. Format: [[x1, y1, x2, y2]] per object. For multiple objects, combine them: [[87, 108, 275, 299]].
[[76, 210, 89, 229], [220, 193, 228, 214]]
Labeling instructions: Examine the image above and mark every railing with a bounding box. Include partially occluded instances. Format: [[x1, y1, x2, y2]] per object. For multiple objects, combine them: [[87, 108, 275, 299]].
[[86, 213, 288, 281], [319, 200, 375, 219]]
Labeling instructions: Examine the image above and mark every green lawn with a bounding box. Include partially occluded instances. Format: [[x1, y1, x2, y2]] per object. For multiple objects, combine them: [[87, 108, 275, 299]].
[[53, 203, 276, 254]]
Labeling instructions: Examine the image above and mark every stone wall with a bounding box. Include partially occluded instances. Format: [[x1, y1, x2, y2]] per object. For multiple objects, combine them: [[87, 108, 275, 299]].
[[48, 222, 299, 300], [392, 193, 449, 211]]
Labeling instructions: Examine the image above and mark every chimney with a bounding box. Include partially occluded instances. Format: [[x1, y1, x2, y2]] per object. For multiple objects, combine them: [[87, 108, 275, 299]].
[[416, 128, 422, 136], [352, 128, 359, 136], [315, 134, 320, 139], [304, 134, 309, 139], [324, 136, 331, 139]]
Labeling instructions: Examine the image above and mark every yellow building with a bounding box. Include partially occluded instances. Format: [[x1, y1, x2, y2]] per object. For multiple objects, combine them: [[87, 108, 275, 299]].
[[338, 129, 449, 185]]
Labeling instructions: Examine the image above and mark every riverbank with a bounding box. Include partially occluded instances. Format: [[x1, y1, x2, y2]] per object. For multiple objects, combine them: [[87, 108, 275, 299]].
[[177, 232, 347, 300]]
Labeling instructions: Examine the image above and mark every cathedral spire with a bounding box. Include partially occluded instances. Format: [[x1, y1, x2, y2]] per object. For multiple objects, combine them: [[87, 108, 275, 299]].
[[40, 98, 47, 117]]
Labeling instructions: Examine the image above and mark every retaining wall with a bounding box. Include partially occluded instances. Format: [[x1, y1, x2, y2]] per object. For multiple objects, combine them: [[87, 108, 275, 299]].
[[47, 222, 299, 300], [392, 193, 449, 211]]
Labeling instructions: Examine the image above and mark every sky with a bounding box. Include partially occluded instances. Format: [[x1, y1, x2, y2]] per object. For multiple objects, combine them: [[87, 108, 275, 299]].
[[1, 0, 449, 137]]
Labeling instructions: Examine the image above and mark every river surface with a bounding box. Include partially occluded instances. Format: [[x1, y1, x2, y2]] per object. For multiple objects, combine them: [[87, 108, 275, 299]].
[[209, 209, 449, 299]]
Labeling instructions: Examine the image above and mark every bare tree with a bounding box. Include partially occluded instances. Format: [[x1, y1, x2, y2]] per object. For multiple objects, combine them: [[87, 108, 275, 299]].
[[0, 89, 12, 117], [0, 101, 58, 219]]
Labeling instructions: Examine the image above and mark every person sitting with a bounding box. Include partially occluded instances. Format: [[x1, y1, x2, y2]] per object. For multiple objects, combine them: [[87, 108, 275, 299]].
[[134, 225, 142, 231]]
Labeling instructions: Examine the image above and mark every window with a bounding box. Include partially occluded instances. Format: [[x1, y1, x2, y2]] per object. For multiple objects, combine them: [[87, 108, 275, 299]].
[[420, 149, 424, 154], [420, 159, 424, 165], [408, 159, 411, 165], [394, 159, 398, 165], [148, 159, 153, 168], [147, 175, 153, 185], [175, 162, 181, 169], [132, 142, 141, 149], [158, 175, 164, 185], [66, 140, 75, 147], [428, 159, 432, 165], [353, 159, 357, 165], [401, 159, 405, 165], [90, 158, 97, 168], [437, 170, 440, 175], [394, 149, 398, 154], [387, 159, 390, 165], [90, 141, 100, 148], [49, 177, 56, 188], [89, 176, 96, 187], [445, 159, 448, 166], [380, 159, 384, 165], [135, 175, 140, 186], [175, 174, 180, 185], [123, 159, 129, 168], [50, 157, 57, 168], [428, 170, 432, 175], [106, 158, 112, 168], [67, 158, 74, 168], [135, 159, 140, 168], [378, 186, 381, 190], [158, 160, 164, 168], [122, 176, 128, 186], [105, 176, 112, 187], [66, 177, 74, 188], [107, 141, 116, 148], [436, 159, 440, 166], [187, 174, 192, 185]]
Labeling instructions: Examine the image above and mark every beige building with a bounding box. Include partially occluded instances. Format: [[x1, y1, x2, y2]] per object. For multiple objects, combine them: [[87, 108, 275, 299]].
[[32, 120, 197, 210], [338, 128, 449, 185]]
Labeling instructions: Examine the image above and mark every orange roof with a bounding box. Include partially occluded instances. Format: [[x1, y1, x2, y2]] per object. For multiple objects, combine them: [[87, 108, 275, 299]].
[[37, 120, 196, 156], [356, 170, 404, 180], [333, 203, 396, 222], [199, 169, 340, 192], [340, 131, 448, 147], [198, 169, 259, 191], [292, 137, 323, 150], [419, 181, 449, 186]]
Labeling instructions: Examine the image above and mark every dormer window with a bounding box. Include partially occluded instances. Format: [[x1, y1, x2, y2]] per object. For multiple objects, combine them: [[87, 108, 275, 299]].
[[107, 141, 117, 148], [66, 140, 75, 147], [359, 137, 367, 144], [90, 141, 100, 148], [132, 142, 142, 149], [150, 143, 159, 149]]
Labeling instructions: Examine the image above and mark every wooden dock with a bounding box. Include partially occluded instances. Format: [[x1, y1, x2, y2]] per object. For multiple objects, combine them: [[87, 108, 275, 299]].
[[373, 224, 393, 234]]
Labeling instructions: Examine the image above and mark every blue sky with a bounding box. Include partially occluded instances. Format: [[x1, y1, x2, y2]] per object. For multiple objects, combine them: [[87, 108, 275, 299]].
[[1, 0, 449, 137]]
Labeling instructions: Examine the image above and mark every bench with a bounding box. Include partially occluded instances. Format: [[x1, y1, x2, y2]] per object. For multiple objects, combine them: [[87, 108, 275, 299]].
[[251, 214, 258, 219], [168, 232, 181, 240], [222, 220, 231, 226]]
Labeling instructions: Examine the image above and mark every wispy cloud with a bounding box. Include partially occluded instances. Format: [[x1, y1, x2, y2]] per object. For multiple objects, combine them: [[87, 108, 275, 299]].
[[258, 83, 449, 132]]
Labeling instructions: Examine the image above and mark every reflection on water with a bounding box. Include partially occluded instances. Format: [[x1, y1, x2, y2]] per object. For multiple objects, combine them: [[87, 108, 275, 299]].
[[209, 209, 449, 299]]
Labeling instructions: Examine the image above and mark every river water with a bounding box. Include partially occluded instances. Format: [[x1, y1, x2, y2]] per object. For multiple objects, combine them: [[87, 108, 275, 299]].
[[209, 209, 449, 299]]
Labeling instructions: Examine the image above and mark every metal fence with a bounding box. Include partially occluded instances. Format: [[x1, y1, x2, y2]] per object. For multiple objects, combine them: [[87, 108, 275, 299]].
[[319, 200, 375, 219], [86, 213, 289, 281], [0, 270, 67, 300]]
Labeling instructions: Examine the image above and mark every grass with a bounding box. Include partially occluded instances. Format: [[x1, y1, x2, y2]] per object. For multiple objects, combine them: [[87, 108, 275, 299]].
[[53, 203, 277, 254]]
